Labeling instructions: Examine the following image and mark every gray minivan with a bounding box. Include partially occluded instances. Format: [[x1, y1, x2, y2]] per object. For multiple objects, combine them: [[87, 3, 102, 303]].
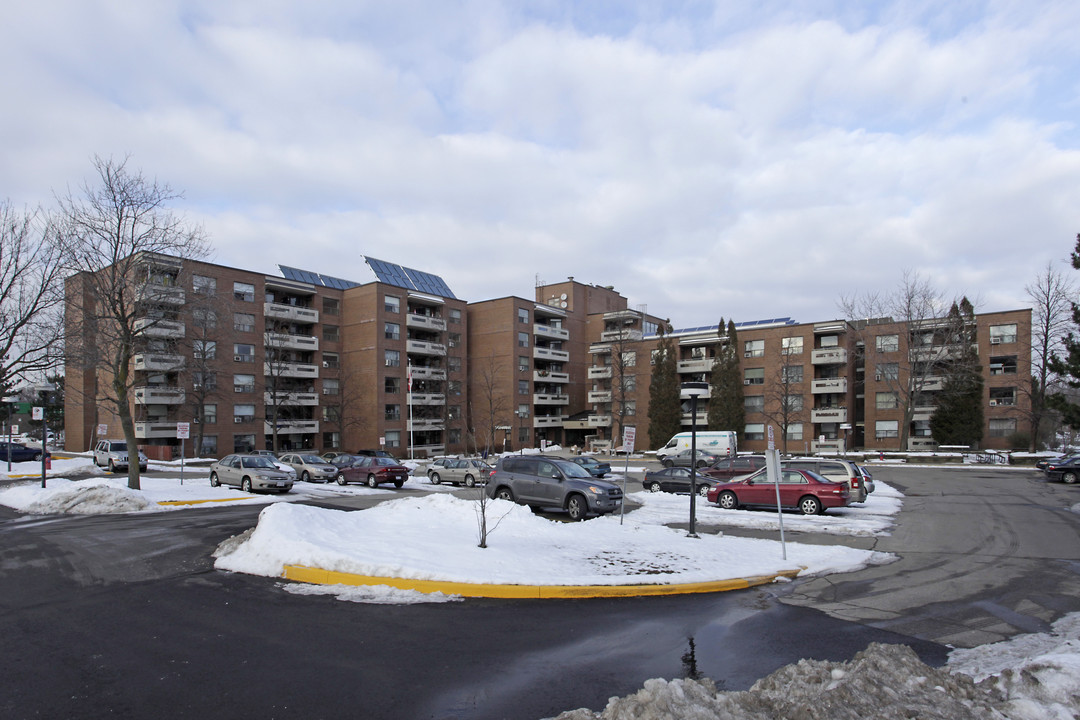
[[782, 458, 867, 503], [486, 455, 623, 521]]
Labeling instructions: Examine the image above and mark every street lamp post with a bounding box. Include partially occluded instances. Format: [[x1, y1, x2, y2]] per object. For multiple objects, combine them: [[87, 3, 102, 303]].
[[681, 381, 709, 538]]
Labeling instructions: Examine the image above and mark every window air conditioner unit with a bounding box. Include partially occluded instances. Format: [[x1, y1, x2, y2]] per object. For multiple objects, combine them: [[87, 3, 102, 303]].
[[322, 388, 332, 394], [989, 399, 998, 406], [990, 338, 1001, 344], [234, 417, 244, 423], [744, 352, 752, 357], [234, 355, 245, 361], [743, 379, 752, 385], [322, 361, 329, 367], [193, 384, 202, 390]]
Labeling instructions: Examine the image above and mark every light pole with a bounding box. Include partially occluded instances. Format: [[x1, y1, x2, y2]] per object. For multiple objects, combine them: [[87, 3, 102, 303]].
[[681, 381, 709, 538]]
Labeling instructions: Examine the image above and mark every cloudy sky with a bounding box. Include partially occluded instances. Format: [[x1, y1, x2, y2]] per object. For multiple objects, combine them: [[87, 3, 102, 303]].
[[3, 1, 1079, 327]]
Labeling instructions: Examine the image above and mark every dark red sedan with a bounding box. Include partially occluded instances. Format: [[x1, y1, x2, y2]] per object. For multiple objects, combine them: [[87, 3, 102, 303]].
[[705, 467, 851, 515], [330, 454, 410, 488]]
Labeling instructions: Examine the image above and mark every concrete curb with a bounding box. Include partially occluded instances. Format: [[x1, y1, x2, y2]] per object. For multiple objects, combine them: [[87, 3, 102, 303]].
[[281, 564, 803, 599]]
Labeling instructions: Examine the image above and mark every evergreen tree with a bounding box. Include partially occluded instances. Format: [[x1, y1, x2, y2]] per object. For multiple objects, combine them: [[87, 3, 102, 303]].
[[708, 319, 745, 440], [1049, 233, 1080, 429], [930, 299, 984, 446], [648, 324, 681, 449]]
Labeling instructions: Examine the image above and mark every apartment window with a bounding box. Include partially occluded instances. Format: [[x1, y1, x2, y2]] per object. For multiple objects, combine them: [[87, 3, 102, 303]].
[[518, 332, 529, 348], [989, 387, 1017, 407], [448, 332, 461, 348], [745, 396, 765, 413], [194, 340, 216, 360], [876, 363, 899, 381], [233, 374, 255, 393], [875, 420, 899, 439], [385, 404, 401, 421], [193, 308, 217, 329], [385, 322, 400, 340], [518, 356, 529, 372], [911, 330, 934, 348], [643, 320, 658, 336], [989, 418, 1017, 437], [193, 372, 216, 390], [744, 339, 764, 358], [518, 308, 530, 324], [385, 350, 400, 367], [233, 404, 255, 423], [876, 334, 899, 353], [781, 337, 803, 355], [385, 295, 400, 314], [786, 423, 804, 441], [781, 365, 804, 383], [623, 400, 636, 416], [990, 355, 1018, 375], [385, 377, 400, 394], [193, 275, 216, 295], [783, 394, 804, 412], [990, 324, 1018, 345], [745, 423, 765, 441], [819, 335, 839, 348], [448, 380, 462, 396], [234, 313, 255, 332], [201, 404, 217, 424], [322, 431, 340, 449], [384, 430, 401, 448], [233, 282, 255, 302], [323, 352, 339, 369], [449, 308, 461, 324], [744, 368, 764, 385], [912, 420, 932, 437], [876, 391, 899, 410], [518, 380, 529, 395], [448, 428, 462, 444], [323, 297, 340, 316], [199, 435, 218, 457], [624, 375, 636, 392], [233, 344, 254, 362], [322, 406, 341, 422], [447, 356, 461, 372], [621, 351, 637, 367], [518, 427, 529, 443], [324, 325, 340, 343], [322, 378, 339, 396], [448, 405, 462, 421], [233, 434, 255, 454]]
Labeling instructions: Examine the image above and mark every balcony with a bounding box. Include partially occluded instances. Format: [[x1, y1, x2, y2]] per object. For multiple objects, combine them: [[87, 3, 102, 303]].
[[133, 353, 185, 372], [534, 370, 569, 384], [811, 348, 847, 365], [265, 331, 319, 352], [264, 302, 318, 324], [677, 358, 713, 373], [533, 415, 565, 428], [601, 329, 643, 342], [408, 366, 446, 381], [133, 318, 185, 339], [263, 420, 320, 435], [811, 407, 847, 423], [534, 323, 569, 341], [908, 437, 938, 451], [912, 406, 936, 420], [534, 347, 569, 363], [408, 418, 445, 431], [588, 366, 612, 379], [264, 361, 320, 379], [587, 414, 612, 427], [136, 283, 185, 305], [134, 421, 182, 439], [406, 340, 447, 357], [588, 391, 612, 404], [411, 443, 445, 458], [406, 314, 447, 332], [811, 439, 845, 453], [133, 386, 185, 405], [811, 378, 847, 394], [407, 393, 446, 406], [534, 393, 569, 406], [264, 391, 320, 406], [681, 411, 708, 426], [921, 376, 945, 392]]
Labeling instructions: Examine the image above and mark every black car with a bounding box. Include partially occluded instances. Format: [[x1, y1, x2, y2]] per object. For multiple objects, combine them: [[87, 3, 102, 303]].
[[642, 466, 723, 497], [1037, 454, 1076, 472], [1045, 456, 1080, 484], [0, 441, 49, 463]]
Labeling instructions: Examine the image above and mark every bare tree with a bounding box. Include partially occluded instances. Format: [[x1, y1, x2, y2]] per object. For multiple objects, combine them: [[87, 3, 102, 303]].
[[469, 351, 510, 456], [60, 156, 209, 489], [1024, 262, 1076, 450], [0, 202, 67, 385], [762, 353, 807, 454], [323, 353, 368, 452]]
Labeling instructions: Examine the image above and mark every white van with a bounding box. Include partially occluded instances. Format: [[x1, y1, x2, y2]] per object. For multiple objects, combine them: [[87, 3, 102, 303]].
[[655, 431, 737, 460]]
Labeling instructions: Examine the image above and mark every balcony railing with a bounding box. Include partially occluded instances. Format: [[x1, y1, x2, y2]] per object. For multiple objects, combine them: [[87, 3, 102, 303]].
[[265, 331, 319, 352], [810, 378, 847, 394], [681, 411, 708, 426], [588, 391, 612, 404], [587, 414, 612, 427], [534, 323, 569, 341], [133, 318, 185, 339], [406, 314, 447, 332], [264, 302, 319, 324], [811, 407, 847, 423], [263, 420, 320, 435], [135, 421, 182, 439], [264, 361, 320, 379], [534, 370, 569, 383], [677, 358, 712, 373], [136, 283, 185, 305], [408, 418, 445, 431], [133, 386, 186, 405], [533, 415, 566, 428], [133, 353, 185, 372], [407, 393, 446, 406], [811, 348, 848, 365], [408, 366, 446, 381], [264, 391, 320, 406], [601, 329, 643, 342], [534, 347, 569, 362], [533, 393, 569, 406], [588, 366, 612, 379], [406, 340, 447, 357], [811, 440, 845, 453]]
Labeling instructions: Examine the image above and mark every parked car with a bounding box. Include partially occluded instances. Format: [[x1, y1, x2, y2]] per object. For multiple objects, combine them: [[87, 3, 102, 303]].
[[706, 467, 851, 515], [0, 441, 49, 463], [94, 439, 148, 473], [662, 448, 723, 469], [278, 452, 338, 483], [567, 455, 611, 478], [209, 454, 294, 493], [331, 454, 409, 488], [321, 451, 349, 463], [486, 455, 623, 521], [250, 450, 299, 480], [702, 454, 767, 481], [1045, 456, 1080, 484], [782, 457, 867, 503], [856, 465, 876, 494], [642, 466, 723, 497], [1038, 454, 1078, 472], [355, 449, 398, 461], [427, 458, 492, 487]]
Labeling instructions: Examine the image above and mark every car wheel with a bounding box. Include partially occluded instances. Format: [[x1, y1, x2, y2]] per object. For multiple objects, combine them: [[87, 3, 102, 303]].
[[717, 490, 738, 510], [33, 452, 43, 461], [336, 473, 348, 485], [662, 460, 674, 468], [1063, 472, 1078, 484], [301, 471, 311, 483], [698, 484, 711, 498], [799, 496, 822, 515], [430, 472, 441, 485], [566, 494, 588, 521], [241, 478, 253, 493], [495, 487, 514, 502], [393, 480, 403, 488], [648, 481, 662, 493], [464, 475, 476, 488], [210, 472, 220, 487], [108, 459, 116, 473], [367, 474, 378, 488]]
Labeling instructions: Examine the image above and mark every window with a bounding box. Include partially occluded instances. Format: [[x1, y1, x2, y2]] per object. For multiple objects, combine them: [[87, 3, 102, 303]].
[[744, 339, 764, 358], [911, 330, 934, 348], [385, 295, 400, 313], [989, 418, 1016, 437], [385, 404, 401, 421], [199, 435, 218, 457], [322, 431, 340, 449], [322, 406, 340, 422], [448, 428, 462, 444], [876, 391, 899, 410], [781, 337, 803, 355], [517, 404, 530, 418], [745, 423, 765, 441], [643, 320, 658, 336], [385, 377, 400, 394], [193, 275, 216, 295], [518, 380, 529, 395], [989, 387, 1016, 407], [385, 350, 400, 367], [518, 427, 529, 443], [194, 340, 216, 360], [623, 400, 636, 416], [621, 351, 637, 367], [781, 365, 804, 383], [989, 324, 1017, 345], [875, 420, 899, 439], [518, 308, 530, 324], [786, 423, 803, 441], [448, 405, 462, 421], [384, 430, 401, 448], [989, 355, 1018, 375], [233, 434, 255, 454], [912, 420, 932, 437], [449, 308, 461, 324], [201, 404, 217, 424], [233, 343, 254, 362], [323, 352, 339, 369], [876, 334, 899, 353], [624, 375, 636, 392], [233, 282, 255, 302], [783, 394, 804, 412], [322, 378, 339, 396], [876, 363, 899, 381], [234, 313, 255, 332], [193, 372, 216, 390], [233, 404, 255, 423], [323, 297, 339, 316], [385, 322, 400, 340], [323, 325, 339, 343], [518, 356, 529, 372], [193, 308, 217, 329], [233, 374, 255, 393], [744, 396, 765, 413], [744, 368, 764, 385], [819, 335, 839, 348], [447, 356, 461, 372], [518, 332, 529, 348], [448, 332, 461, 348]]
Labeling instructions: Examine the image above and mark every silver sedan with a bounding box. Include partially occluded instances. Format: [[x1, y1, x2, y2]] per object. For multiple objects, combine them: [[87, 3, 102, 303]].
[[278, 453, 339, 483], [209, 454, 294, 493]]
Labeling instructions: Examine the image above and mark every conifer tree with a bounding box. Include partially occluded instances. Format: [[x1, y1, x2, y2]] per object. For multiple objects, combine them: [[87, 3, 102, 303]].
[[647, 324, 681, 449], [930, 299, 984, 446], [708, 319, 745, 439]]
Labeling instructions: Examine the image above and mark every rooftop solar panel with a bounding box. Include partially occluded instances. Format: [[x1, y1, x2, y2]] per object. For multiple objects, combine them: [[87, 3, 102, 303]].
[[365, 257, 456, 299]]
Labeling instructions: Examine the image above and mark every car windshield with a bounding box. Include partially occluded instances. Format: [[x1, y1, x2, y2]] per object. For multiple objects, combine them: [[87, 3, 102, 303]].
[[241, 457, 277, 469], [299, 454, 324, 463], [553, 460, 593, 479], [372, 457, 399, 467]]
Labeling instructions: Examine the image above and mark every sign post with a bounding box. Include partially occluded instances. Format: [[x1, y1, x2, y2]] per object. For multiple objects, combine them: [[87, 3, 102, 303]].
[[766, 425, 786, 559], [32, 406, 46, 488], [619, 426, 636, 525], [176, 422, 190, 484]]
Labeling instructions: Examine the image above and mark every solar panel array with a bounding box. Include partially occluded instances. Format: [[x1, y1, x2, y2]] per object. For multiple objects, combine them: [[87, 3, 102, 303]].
[[364, 257, 456, 299], [658, 317, 798, 338], [278, 266, 361, 290]]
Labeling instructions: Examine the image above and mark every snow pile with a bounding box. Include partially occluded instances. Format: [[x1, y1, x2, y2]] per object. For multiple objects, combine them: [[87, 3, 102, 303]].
[[0, 478, 153, 514], [279, 581, 460, 604]]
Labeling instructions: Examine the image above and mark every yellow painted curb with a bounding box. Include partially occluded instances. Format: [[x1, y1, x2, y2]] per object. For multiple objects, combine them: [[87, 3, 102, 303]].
[[281, 565, 803, 599]]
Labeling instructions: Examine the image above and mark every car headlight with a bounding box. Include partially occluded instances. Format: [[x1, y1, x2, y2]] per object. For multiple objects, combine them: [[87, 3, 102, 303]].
[[586, 486, 603, 494]]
